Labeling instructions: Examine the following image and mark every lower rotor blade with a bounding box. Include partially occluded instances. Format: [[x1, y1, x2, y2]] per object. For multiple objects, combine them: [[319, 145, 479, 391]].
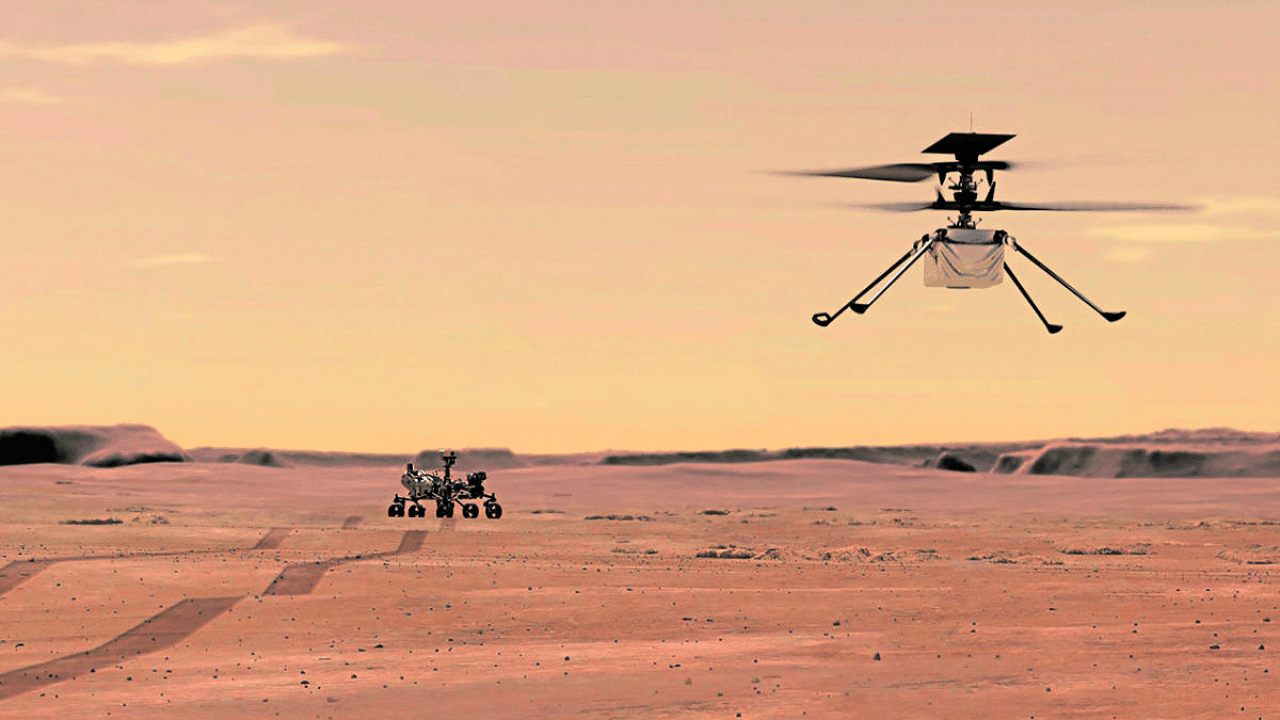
[[993, 201, 1197, 212]]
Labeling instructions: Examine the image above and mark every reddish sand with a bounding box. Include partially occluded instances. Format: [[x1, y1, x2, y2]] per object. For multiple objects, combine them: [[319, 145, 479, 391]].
[[2, 459, 1280, 718]]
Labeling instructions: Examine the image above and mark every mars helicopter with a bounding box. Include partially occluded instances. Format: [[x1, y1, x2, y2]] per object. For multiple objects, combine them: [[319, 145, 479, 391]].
[[785, 132, 1192, 333], [388, 450, 503, 519]]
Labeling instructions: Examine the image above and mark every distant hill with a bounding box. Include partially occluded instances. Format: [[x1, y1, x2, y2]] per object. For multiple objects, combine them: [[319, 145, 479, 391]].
[[183, 427, 1280, 478], [600, 429, 1280, 478], [187, 447, 410, 468], [602, 443, 1044, 470], [0, 424, 190, 467], [603, 449, 772, 466], [187, 446, 609, 471], [997, 442, 1280, 478]]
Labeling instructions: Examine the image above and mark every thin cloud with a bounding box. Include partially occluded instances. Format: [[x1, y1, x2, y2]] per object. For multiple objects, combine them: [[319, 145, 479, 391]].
[[0, 86, 67, 104], [0, 24, 346, 66], [1091, 223, 1280, 244], [1201, 197, 1280, 216], [1105, 246, 1154, 263], [130, 253, 212, 268]]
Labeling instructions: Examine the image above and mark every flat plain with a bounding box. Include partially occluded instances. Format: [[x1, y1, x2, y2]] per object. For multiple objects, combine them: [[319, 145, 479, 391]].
[[3, 459, 1280, 718]]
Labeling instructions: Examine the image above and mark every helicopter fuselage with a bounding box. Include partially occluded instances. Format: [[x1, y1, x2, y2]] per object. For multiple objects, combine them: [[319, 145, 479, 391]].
[[936, 227, 997, 244], [922, 227, 1004, 290]]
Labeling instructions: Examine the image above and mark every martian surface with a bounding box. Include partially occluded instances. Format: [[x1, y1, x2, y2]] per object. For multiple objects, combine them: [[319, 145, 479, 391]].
[[3, 430, 1280, 718]]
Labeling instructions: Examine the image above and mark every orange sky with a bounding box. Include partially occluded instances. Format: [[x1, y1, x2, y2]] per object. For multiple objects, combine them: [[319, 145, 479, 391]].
[[1, 2, 1277, 453]]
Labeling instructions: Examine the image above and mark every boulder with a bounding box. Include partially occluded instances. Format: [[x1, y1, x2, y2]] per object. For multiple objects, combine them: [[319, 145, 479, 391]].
[[239, 448, 287, 468], [991, 451, 1036, 474], [923, 452, 976, 473]]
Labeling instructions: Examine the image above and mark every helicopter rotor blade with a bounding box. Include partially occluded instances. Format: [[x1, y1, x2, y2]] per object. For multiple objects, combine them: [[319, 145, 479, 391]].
[[841, 201, 940, 213], [842, 188, 945, 213], [990, 201, 1197, 213], [774, 159, 1026, 183], [779, 163, 938, 183], [838, 197, 1196, 214]]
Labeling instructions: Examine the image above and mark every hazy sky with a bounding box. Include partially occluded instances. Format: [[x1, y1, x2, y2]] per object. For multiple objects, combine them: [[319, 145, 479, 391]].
[[2, 1, 1278, 452]]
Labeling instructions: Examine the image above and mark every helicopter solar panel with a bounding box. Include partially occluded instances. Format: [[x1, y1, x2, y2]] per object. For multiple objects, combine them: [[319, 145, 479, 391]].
[[922, 132, 1015, 157]]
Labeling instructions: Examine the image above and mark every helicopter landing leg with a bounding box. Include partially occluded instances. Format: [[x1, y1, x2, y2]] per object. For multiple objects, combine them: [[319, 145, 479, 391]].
[[812, 244, 918, 327], [848, 235, 936, 315], [1004, 263, 1062, 334], [1010, 241, 1126, 323]]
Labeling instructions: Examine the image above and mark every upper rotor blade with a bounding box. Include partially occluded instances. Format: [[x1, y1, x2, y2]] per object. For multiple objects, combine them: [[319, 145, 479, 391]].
[[992, 201, 1197, 213], [785, 163, 937, 183]]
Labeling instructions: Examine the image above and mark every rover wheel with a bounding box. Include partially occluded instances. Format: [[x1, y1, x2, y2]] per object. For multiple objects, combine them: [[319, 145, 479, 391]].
[[484, 503, 503, 520], [435, 501, 448, 518], [443, 502, 456, 519], [407, 504, 424, 518], [461, 503, 479, 519]]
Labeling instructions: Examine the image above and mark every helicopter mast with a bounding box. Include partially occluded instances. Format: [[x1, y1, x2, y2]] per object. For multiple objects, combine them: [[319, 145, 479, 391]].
[[921, 132, 1014, 229], [947, 169, 980, 229]]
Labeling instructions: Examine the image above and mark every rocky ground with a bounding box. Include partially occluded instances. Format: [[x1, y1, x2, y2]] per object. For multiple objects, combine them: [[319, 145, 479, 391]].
[[1, 459, 1279, 718]]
